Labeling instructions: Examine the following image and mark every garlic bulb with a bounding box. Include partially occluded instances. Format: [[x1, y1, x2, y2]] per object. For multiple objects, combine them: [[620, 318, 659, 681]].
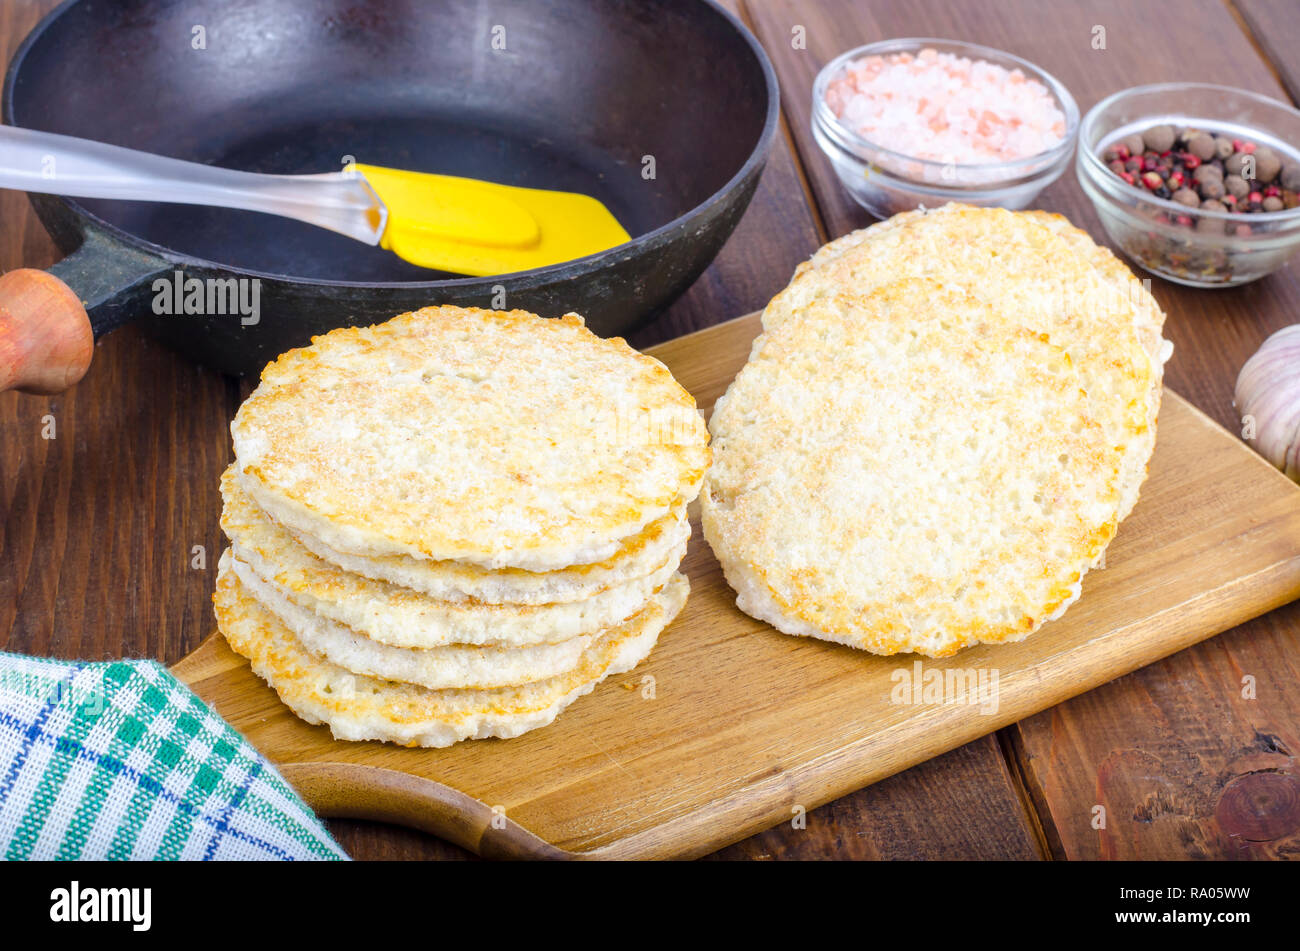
[[1236, 324, 1300, 481]]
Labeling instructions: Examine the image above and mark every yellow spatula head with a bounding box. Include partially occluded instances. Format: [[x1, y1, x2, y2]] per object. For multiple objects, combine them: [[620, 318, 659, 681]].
[[354, 164, 630, 277]]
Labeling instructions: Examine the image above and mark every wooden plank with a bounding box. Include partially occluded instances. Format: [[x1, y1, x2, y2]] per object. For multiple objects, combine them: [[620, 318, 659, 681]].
[[173, 309, 1300, 859], [1234, 0, 1300, 104], [707, 734, 1043, 860], [0, 0, 237, 667], [747, 0, 1300, 859], [1005, 602, 1300, 859]]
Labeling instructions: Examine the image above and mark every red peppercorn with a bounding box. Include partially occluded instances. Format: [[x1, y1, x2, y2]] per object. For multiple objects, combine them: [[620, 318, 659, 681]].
[[1176, 214, 1193, 226], [1160, 150, 1172, 158], [1221, 193, 1237, 206], [1265, 185, 1282, 198], [1115, 144, 1130, 161], [1241, 142, 1257, 155], [1168, 171, 1184, 188], [1120, 171, 1136, 185], [1142, 171, 1163, 190], [1249, 191, 1263, 203], [1182, 153, 1201, 169]]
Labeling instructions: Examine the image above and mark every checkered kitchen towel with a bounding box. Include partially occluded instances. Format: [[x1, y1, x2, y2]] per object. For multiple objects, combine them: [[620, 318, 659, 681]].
[[0, 652, 346, 860]]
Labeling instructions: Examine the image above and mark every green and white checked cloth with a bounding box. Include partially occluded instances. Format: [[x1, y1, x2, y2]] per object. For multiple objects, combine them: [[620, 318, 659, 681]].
[[0, 652, 346, 860]]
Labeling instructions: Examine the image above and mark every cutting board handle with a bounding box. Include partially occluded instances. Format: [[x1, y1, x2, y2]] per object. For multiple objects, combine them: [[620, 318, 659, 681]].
[[170, 633, 578, 860], [275, 761, 575, 860], [0, 268, 93, 394]]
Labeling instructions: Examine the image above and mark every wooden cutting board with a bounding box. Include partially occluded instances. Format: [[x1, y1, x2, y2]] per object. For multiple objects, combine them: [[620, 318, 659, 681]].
[[171, 311, 1300, 860]]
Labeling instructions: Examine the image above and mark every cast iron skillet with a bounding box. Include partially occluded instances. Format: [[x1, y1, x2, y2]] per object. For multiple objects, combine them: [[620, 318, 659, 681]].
[[0, 0, 777, 391]]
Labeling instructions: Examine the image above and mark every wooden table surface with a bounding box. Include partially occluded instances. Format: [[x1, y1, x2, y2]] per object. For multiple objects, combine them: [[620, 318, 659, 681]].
[[2, 0, 1298, 860]]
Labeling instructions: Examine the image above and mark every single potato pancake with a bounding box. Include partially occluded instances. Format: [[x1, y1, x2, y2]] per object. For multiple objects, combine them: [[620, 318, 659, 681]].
[[231, 307, 710, 571], [280, 496, 691, 606], [762, 203, 1166, 520], [703, 279, 1124, 657]]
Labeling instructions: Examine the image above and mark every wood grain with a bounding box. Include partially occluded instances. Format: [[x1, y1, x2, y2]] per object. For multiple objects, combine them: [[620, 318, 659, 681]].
[[746, 0, 1300, 860], [1006, 600, 1300, 860], [1234, 0, 1300, 104], [173, 310, 1300, 859], [705, 733, 1044, 860], [0, 4, 237, 666]]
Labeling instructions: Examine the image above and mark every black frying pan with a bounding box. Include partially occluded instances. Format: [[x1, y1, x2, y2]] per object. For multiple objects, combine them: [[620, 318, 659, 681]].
[[0, 0, 777, 389]]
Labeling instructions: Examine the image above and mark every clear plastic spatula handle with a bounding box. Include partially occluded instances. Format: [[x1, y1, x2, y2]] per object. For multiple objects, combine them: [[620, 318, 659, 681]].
[[0, 125, 387, 244]]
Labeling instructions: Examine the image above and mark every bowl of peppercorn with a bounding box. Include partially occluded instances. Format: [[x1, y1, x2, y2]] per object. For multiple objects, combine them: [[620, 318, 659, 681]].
[[1077, 83, 1300, 287]]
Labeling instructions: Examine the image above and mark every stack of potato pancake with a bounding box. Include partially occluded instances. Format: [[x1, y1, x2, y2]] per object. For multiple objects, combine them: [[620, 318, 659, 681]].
[[214, 307, 709, 747]]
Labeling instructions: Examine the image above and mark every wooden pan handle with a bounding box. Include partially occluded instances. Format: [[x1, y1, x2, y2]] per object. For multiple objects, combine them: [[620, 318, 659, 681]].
[[0, 268, 94, 395]]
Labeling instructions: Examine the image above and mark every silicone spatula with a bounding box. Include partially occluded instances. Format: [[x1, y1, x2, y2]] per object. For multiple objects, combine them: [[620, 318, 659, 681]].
[[0, 126, 630, 277]]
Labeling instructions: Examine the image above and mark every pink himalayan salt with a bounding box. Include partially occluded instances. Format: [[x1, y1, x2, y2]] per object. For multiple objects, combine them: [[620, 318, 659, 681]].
[[825, 47, 1067, 164]]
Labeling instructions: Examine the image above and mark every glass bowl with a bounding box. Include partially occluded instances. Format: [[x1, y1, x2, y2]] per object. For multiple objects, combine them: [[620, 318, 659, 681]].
[[811, 38, 1079, 218], [1077, 83, 1300, 288]]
